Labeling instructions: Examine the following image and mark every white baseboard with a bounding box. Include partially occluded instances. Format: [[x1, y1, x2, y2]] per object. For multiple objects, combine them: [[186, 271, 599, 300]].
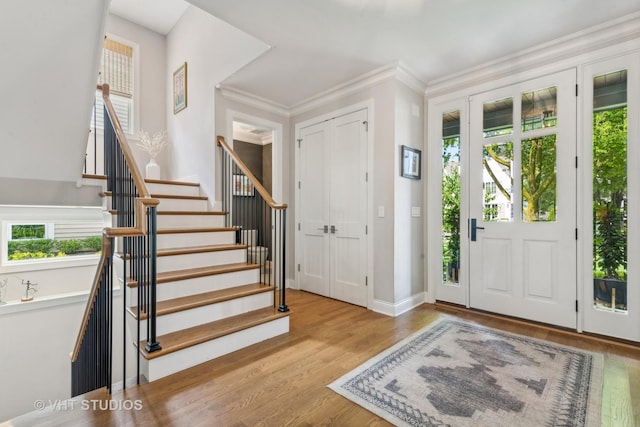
[[286, 278, 298, 289], [371, 292, 426, 317]]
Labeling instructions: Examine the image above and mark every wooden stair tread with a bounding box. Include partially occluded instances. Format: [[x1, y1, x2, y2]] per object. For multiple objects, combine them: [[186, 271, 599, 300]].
[[157, 210, 225, 216], [82, 173, 107, 180], [145, 178, 199, 187], [140, 307, 290, 359], [128, 283, 273, 319], [158, 227, 235, 234], [127, 262, 259, 287], [151, 193, 208, 201], [158, 243, 247, 257]]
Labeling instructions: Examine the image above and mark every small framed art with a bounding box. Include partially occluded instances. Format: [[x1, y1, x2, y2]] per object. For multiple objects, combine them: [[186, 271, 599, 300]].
[[173, 62, 187, 114], [401, 145, 421, 180]]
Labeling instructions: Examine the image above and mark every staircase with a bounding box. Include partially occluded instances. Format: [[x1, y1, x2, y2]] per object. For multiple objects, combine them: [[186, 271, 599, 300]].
[[121, 179, 290, 381]]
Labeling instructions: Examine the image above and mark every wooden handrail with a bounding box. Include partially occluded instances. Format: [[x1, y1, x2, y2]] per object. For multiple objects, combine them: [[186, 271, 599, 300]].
[[102, 84, 151, 199], [71, 87, 161, 363], [71, 232, 111, 362], [217, 135, 287, 210]]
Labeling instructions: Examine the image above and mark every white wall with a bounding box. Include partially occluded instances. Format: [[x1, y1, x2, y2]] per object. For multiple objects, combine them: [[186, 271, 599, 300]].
[[393, 81, 425, 301], [0, 178, 102, 207], [0, 0, 108, 183], [0, 293, 88, 421], [166, 5, 269, 200], [0, 289, 136, 423], [105, 14, 168, 178]]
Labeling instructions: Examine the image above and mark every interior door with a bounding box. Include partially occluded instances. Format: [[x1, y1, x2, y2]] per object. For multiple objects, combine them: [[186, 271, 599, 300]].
[[298, 121, 330, 297], [329, 110, 368, 306], [468, 69, 577, 328], [298, 109, 368, 306]]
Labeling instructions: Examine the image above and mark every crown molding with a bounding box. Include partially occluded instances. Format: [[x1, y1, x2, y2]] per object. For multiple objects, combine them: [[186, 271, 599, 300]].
[[219, 86, 290, 117], [395, 61, 427, 95], [221, 62, 425, 118], [426, 11, 640, 98], [290, 62, 426, 116]]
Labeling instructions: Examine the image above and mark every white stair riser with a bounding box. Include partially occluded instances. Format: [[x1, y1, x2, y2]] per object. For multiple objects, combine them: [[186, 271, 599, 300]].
[[157, 214, 225, 229], [158, 249, 246, 273], [156, 198, 209, 211], [130, 292, 273, 336], [157, 231, 235, 249], [146, 182, 200, 197], [141, 316, 289, 381], [128, 268, 260, 304], [122, 249, 246, 275]]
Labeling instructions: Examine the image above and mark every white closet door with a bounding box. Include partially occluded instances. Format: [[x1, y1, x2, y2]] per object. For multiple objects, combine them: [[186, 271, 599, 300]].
[[298, 109, 368, 306]]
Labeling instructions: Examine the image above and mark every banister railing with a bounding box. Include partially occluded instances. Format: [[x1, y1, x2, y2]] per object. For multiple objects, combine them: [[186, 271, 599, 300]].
[[71, 84, 160, 397], [217, 135, 289, 313]]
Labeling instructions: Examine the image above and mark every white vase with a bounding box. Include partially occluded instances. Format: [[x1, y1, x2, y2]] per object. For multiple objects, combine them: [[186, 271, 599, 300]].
[[146, 157, 160, 180]]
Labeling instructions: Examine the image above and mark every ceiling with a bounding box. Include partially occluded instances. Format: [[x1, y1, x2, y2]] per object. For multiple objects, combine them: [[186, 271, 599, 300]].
[[111, 0, 640, 108], [110, 0, 188, 34]]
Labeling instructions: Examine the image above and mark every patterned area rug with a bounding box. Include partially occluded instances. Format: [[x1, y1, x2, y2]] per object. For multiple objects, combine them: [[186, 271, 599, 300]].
[[329, 319, 603, 426]]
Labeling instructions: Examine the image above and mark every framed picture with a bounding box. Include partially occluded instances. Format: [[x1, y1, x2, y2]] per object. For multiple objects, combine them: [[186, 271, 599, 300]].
[[401, 145, 421, 179], [232, 174, 255, 196], [173, 62, 187, 114]]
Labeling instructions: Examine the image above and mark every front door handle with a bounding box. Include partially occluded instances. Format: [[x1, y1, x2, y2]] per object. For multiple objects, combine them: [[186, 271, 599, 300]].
[[470, 218, 485, 241], [317, 225, 329, 233], [330, 225, 338, 234]]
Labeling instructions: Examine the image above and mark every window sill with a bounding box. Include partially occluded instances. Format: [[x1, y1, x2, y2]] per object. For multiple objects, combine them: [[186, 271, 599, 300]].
[[0, 254, 100, 274]]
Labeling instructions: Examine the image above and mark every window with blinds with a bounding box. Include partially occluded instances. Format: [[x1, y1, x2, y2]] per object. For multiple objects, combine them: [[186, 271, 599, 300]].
[[91, 37, 134, 134]]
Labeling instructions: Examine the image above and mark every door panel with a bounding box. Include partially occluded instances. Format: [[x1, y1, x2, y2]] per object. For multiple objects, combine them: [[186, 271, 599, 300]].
[[469, 69, 577, 329], [330, 110, 368, 306], [299, 122, 330, 297]]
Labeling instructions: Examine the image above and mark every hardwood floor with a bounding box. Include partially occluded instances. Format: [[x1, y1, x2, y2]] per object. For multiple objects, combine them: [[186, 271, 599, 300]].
[[9, 290, 640, 426]]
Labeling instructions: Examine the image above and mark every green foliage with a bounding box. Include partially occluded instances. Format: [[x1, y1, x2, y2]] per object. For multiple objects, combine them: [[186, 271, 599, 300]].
[[594, 206, 627, 278], [11, 224, 45, 239], [521, 135, 556, 221], [442, 136, 461, 268], [442, 169, 460, 259], [593, 107, 627, 279], [7, 236, 102, 261], [8, 239, 55, 255], [56, 239, 83, 254], [83, 236, 103, 252]]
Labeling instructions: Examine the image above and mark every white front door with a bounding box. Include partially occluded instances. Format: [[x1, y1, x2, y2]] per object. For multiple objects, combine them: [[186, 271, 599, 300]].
[[298, 109, 368, 306], [468, 69, 577, 328]]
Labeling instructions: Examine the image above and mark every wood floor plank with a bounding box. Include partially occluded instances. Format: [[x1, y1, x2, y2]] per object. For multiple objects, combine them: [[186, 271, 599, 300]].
[[8, 290, 640, 426]]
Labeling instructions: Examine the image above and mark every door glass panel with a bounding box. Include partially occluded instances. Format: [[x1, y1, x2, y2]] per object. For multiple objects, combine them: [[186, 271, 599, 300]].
[[483, 97, 513, 138], [593, 70, 627, 311], [521, 135, 557, 222], [483, 142, 513, 222], [521, 87, 557, 131], [442, 110, 461, 285]]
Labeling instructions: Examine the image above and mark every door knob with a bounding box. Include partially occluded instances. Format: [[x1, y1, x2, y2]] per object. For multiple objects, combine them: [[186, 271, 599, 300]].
[[317, 225, 329, 233], [330, 225, 338, 234]]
